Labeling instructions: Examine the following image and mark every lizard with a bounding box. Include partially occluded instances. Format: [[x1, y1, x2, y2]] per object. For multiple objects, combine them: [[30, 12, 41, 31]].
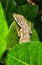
[[13, 13, 32, 43]]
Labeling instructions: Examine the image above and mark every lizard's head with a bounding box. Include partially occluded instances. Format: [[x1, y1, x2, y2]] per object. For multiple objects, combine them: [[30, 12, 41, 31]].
[[13, 13, 24, 28]]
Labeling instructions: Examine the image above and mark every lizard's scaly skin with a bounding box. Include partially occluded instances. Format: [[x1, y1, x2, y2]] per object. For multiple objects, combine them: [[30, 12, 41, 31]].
[[13, 13, 32, 43]]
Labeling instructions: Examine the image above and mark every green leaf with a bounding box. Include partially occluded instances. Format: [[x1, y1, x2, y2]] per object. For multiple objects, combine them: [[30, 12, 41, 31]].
[[38, 43, 42, 65], [18, 4, 39, 21], [5, 41, 41, 65], [30, 43, 40, 65], [7, 22, 19, 49], [0, 2, 8, 59]]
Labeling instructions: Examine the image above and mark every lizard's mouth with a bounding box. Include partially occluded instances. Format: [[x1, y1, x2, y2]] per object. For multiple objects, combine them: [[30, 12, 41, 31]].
[[13, 13, 22, 28]]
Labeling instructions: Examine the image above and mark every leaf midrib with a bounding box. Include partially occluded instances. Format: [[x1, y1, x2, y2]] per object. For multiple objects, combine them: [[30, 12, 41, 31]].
[[8, 54, 29, 65]]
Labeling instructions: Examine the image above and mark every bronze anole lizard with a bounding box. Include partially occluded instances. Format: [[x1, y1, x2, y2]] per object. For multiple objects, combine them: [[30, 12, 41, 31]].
[[13, 13, 32, 43]]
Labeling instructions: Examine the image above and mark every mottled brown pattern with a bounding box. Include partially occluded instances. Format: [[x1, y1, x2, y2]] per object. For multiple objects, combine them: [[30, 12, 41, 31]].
[[13, 13, 32, 43]]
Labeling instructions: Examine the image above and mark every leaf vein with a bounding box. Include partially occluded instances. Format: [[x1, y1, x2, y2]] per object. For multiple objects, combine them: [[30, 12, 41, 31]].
[[8, 54, 29, 65]]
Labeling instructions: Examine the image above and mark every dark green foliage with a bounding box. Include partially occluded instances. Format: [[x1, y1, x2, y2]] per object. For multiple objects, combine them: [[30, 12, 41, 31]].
[[30, 28, 39, 41], [18, 4, 39, 21], [15, 0, 27, 5], [34, 18, 42, 41]]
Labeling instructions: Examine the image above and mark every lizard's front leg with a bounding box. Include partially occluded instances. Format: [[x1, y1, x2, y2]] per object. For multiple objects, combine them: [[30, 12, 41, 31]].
[[16, 26, 22, 37]]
